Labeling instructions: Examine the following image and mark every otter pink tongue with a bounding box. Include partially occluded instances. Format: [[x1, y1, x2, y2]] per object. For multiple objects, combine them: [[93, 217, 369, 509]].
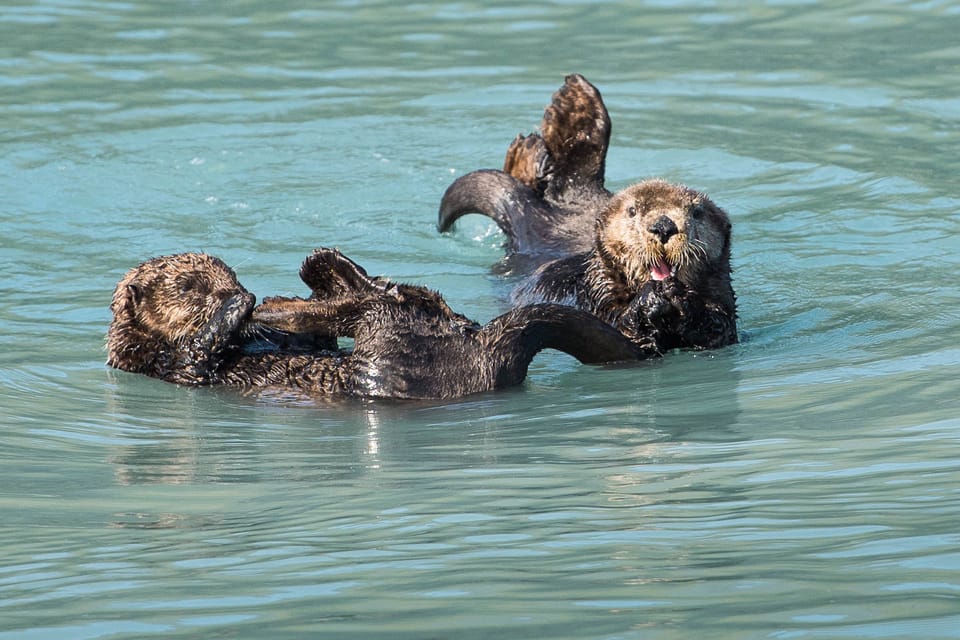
[[650, 258, 672, 281]]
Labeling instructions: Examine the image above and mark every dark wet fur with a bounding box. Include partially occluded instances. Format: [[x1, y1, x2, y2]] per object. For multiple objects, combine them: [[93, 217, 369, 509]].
[[438, 73, 738, 354], [514, 181, 738, 353], [106, 253, 261, 386], [438, 73, 612, 258], [106, 251, 645, 400], [514, 253, 738, 354]]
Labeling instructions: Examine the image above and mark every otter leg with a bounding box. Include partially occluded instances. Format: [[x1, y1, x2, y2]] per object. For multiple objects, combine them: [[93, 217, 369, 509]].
[[253, 296, 372, 338]]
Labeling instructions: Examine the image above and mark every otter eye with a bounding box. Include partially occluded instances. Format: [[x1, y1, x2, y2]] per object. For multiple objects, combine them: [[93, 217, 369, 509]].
[[177, 275, 207, 296], [691, 205, 705, 220], [628, 206, 637, 218]]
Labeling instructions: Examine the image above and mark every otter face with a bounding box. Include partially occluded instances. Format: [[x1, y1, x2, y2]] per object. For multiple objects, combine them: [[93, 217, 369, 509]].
[[598, 179, 731, 287], [110, 253, 254, 345]]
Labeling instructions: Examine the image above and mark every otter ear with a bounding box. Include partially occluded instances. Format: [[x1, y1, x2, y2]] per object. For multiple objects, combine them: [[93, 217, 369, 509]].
[[111, 282, 143, 316], [300, 248, 385, 299], [126, 283, 143, 308]]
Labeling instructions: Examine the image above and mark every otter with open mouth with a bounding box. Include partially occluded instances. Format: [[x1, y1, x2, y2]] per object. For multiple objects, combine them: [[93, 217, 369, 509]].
[[106, 250, 645, 400], [437, 73, 738, 353], [512, 179, 738, 353]]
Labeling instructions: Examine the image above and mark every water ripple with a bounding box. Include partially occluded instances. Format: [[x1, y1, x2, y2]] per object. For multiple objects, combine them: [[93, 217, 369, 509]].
[[2, 0, 960, 637]]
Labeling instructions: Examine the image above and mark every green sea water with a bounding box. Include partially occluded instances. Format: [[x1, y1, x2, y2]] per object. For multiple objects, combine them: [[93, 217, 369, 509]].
[[1, 1, 959, 638]]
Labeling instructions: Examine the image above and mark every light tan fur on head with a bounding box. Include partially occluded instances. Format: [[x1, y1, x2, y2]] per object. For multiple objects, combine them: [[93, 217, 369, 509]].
[[109, 253, 248, 345], [597, 179, 731, 288]]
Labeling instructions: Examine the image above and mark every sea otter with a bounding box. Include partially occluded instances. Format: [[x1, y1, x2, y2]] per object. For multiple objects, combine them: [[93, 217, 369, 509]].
[[106, 250, 645, 400], [106, 253, 263, 386], [437, 73, 738, 352], [438, 73, 612, 257], [513, 179, 738, 353], [105, 253, 337, 385]]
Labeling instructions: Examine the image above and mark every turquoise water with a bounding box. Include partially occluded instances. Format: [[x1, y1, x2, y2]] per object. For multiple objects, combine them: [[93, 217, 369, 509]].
[[2, 1, 959, 638]]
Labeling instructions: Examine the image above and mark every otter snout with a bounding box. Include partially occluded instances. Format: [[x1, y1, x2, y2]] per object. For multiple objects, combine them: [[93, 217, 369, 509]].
[[648, 215, 678, 243]]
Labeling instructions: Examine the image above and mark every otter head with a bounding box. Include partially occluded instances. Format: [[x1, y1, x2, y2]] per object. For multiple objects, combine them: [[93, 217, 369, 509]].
[[107, 253, 255, 373], [597, 179, 731, 289]]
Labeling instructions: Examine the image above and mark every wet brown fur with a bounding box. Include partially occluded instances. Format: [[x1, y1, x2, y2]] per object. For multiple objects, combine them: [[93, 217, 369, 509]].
[[106, 250, 645, 400], [438, 73, 738, 353], [106, 253, 258, 386], [438, 73, 611, 257], [514, 180, 738, 353]]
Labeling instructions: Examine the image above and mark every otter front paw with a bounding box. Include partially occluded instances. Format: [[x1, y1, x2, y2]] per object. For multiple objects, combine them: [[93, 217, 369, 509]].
[[660, 279, 694, 317], [635, 281, 680, 328], [194, 291, 256, 354]]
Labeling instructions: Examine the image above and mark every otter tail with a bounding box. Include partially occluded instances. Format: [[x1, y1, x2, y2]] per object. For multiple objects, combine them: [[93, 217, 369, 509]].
[[518, 303, 654, 364], [438, 169, 558, 254]]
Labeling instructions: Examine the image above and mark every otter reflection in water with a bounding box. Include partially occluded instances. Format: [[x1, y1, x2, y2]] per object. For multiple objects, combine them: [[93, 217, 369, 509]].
[[106, 250, 644, 400], [438, 73, 738, 353]]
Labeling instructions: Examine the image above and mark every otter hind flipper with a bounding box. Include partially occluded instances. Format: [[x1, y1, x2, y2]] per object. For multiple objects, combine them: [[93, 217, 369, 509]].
[[540, 73, 611, 203], [502, 133, 553, 195], [299, 248, 386, 299], [253, 248, 390, 338]]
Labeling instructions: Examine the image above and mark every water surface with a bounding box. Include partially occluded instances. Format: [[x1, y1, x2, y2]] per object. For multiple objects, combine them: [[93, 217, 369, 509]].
[[2, 1, 959, 638]]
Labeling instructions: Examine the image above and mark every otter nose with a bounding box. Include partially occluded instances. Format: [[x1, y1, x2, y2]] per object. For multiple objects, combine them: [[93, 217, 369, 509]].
[[648, 215, 678, 243]]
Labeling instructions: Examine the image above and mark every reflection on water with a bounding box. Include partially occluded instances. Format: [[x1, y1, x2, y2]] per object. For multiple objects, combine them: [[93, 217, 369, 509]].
[[2, 0, 959, 638], [102, 353, 741, 491]]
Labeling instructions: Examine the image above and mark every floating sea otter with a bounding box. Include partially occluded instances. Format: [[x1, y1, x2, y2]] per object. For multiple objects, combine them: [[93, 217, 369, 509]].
[[437, 73, 738, 353], [106, 250, 644, 400], [512, 179, 738, 352]]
